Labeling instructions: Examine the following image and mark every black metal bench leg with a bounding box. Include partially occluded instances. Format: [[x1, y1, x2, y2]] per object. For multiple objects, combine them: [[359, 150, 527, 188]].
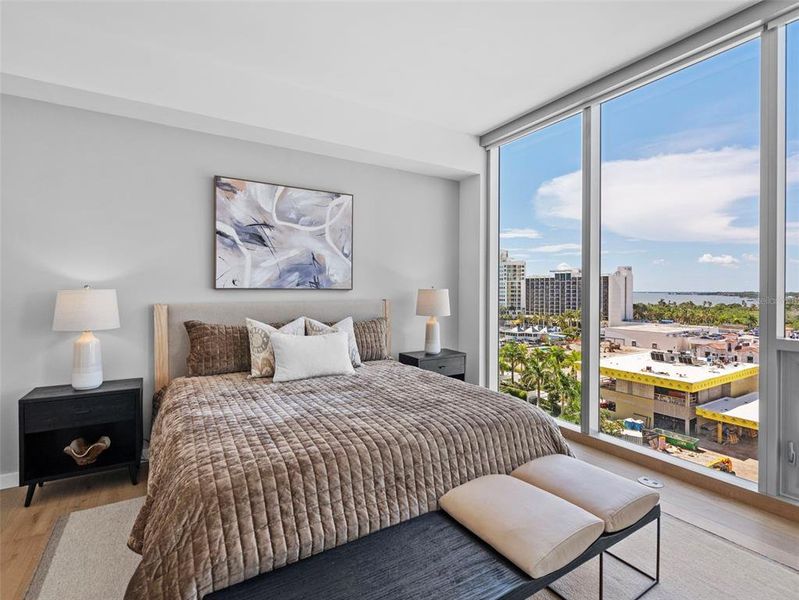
[[547, 514, 660, 600], [603, 514, 661, 600], [599, 551, 604, 599]]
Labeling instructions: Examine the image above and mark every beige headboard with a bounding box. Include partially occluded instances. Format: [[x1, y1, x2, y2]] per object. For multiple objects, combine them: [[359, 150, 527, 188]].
[[154, 299, 391, 391]]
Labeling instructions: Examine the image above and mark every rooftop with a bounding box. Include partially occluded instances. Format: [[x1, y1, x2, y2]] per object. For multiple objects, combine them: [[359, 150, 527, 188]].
[[696, 392, 759, 428], [600, 351, 759, 392], [604, 322, 709, 335]]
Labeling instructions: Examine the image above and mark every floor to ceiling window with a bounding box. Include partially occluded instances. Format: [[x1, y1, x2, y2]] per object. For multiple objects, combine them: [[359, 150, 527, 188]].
[[786, 19, 799, 338], [490, 6, 799, 498], [597, 39, 761, 482], [497, 115, 583, 425]]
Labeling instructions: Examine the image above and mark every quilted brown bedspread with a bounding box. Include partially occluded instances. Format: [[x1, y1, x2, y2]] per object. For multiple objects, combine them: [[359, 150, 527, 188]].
[[125, 360, 572, 599]]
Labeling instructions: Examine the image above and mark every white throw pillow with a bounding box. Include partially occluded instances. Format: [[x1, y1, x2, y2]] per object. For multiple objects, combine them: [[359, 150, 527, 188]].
[[246, 316, 305, 378], [305, 316, 362, 367], [271, 331, 355, 382]]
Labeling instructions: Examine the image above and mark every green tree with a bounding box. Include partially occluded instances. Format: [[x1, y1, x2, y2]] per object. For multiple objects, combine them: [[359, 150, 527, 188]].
[[499, 340, 527, 385], [520, 348, 548, 405], [559, 377, 582, 425], [562, 350, 581, 377]]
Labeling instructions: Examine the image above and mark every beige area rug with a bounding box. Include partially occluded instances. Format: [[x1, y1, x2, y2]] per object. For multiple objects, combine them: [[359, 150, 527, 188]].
[[27, 498, 797, 600], [25, 497, 144, 600]]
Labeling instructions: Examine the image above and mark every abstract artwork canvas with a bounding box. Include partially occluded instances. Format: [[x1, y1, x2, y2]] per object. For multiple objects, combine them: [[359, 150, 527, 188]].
[[215, 176, 353, 289]]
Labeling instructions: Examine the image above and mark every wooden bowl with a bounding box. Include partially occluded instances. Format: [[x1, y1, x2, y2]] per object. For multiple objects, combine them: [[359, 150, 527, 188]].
[[63, 436, 111, 465]]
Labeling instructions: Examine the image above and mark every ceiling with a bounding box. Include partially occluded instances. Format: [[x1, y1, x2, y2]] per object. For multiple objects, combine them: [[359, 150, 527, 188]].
[[1, 1, 757, 178]]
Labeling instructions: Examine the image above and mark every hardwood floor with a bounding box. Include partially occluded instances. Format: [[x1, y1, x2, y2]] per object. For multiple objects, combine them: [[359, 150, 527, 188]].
[[1, 442, 797, 599], [0, 467, 148, 600], [568, 443, 799, 571]]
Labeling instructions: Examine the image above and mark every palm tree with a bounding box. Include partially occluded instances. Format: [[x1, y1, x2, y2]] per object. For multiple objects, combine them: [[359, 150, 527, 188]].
[[563, 350, 581, 377], [520, 348, 548, 405], [560, 377, 582, 425], [543, 369, 567, 415], [499, 340, 527, 385], [545, 347, 577, 413], [548, 346, 567, 370]]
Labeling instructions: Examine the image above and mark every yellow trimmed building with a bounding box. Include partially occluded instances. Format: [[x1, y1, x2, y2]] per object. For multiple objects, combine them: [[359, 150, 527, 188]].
[[695, 391, 758, 443], [599, 351, 758, 436]]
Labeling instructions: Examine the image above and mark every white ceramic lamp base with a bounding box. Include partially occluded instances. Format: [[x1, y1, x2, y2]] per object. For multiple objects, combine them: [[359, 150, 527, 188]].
[[72, 331, 103, 390], [424, 317, 441, 354]]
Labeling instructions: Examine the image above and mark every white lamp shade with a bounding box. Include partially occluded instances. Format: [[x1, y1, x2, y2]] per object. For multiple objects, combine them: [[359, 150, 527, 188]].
[[416, 288, 450, 317], [53, 288, 120, 332]]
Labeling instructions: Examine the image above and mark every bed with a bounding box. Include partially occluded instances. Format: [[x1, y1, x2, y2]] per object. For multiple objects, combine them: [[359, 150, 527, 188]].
[[125, 299, 572, 600]]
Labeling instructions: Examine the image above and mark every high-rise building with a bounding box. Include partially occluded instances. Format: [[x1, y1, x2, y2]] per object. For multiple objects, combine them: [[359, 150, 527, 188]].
[[608, 266, 634, 325], [524, 266, 633, 321], [499, 250, 526, 313], [525, 268, 608, 318]]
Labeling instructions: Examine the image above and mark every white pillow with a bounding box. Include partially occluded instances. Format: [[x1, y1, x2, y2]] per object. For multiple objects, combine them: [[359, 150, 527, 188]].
[[305, 316, 362, 367], [271, 330, 355, 383], [246, 316, 305, 378]]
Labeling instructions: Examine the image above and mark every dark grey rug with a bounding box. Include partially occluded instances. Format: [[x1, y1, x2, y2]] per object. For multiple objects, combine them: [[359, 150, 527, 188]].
[[27, 497, 798, 600]]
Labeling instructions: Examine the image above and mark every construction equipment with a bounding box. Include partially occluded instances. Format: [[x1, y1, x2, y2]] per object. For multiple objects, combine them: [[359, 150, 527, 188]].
[[708, 457, 735, 474]]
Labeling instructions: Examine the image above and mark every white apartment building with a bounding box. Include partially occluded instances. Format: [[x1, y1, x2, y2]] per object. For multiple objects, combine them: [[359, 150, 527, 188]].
[[608, 266, 634, 326], [499, 249, 526, 313]]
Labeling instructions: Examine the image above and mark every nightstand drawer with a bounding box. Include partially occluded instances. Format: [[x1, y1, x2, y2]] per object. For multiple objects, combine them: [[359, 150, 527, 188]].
[[24, 394, 135, 433], [422, 356, 466, 377]]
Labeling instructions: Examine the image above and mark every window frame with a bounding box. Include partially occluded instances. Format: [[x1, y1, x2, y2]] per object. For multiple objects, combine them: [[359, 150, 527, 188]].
[[486, 4, 799, 498]]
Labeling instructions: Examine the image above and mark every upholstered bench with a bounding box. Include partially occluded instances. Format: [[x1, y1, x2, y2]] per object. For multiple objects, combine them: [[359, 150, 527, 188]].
[[511, 454, 661, 533], [439, 474, 605, 578], [210, 458, 661, 600]]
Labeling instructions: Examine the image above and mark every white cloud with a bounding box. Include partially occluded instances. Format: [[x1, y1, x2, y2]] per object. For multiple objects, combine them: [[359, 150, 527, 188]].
[[698, 253, 739, 267], [534, 147, 799, 243], [639, 123, 748, 155], [555, 262, 576, 270], [603, 248, 649, 255], [500, 228, 541, 239], [652, 258, 667, 266], [526, 242, 581, 253], [742, 253, 758, 262], [788, 221, 799, 245]]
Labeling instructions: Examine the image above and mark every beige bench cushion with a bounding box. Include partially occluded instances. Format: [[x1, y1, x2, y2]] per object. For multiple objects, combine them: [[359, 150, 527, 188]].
[[439, 474, 604, 579], [512, 454, 660, 533]]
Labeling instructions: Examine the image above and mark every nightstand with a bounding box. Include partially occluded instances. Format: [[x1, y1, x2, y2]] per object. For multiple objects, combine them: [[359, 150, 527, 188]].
[[18, 378, 143, 507], [398, 349, 466, 380]]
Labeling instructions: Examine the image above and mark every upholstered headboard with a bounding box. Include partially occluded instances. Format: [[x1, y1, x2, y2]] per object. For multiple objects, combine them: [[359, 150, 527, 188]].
[[153, 299, 391, 390]]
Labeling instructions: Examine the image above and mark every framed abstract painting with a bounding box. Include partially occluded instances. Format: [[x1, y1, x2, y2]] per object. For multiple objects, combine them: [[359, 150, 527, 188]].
[[215, 176, 353, 289]]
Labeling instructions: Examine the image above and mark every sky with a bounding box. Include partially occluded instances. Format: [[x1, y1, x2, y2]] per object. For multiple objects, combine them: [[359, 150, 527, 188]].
[[500, 26, 799, 294]]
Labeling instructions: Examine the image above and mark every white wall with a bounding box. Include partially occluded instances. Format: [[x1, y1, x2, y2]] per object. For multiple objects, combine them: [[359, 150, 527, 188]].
[[458, 174, 487, 385], [0, 96, 462, 478]]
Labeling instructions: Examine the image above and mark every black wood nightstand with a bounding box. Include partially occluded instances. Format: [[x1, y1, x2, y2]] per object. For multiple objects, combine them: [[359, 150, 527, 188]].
[[18, 378, 143, 507], [398, 349, 466, 381]]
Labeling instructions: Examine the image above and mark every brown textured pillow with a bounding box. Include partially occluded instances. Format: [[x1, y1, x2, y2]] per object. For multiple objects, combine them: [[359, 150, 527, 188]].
[[184, 320, 251, 376], [353, 318, 390, 361]]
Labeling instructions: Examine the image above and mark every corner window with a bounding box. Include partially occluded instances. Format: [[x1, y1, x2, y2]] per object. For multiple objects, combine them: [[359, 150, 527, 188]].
[[599, 39, 761, 483]]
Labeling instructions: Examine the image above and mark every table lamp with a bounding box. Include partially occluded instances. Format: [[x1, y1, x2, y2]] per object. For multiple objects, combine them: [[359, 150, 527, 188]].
[[416, 288, 450, 355], [53, 286, 120, 390]]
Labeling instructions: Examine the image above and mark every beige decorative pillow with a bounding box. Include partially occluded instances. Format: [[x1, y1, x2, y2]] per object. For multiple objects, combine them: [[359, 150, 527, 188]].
[[305, 316, 362, 367], [246, 316, 305, 378]]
